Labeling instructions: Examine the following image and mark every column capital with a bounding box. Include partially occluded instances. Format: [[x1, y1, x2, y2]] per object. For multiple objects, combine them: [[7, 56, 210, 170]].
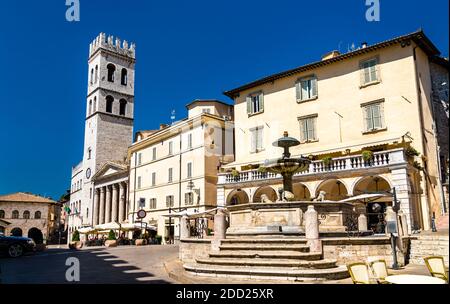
[[100, 187, 105, 193]]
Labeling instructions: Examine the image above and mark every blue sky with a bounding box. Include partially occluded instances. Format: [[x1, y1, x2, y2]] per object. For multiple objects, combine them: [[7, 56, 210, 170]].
[[0, 0, 448, 200]]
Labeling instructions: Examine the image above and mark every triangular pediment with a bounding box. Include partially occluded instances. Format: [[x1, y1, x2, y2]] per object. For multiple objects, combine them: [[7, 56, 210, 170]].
[[92, 161, 128, 181]]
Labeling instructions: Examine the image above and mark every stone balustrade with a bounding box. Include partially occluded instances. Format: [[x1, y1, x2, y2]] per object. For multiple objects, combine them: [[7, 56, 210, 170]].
[[219, 148, 406, 185]]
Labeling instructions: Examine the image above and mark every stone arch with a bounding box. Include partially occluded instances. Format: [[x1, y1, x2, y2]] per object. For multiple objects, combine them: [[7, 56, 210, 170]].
[[315, 179, 349, 201], [107, 63, 116, 82], [119, 99, 127, 116], [106, 95, 114, 113], [253, 186, 278, 203], [293, 182, 312, 201], [28, 227, 44, 244], [10, 227, 23, 237], [34, 211, 41, 219], [121, 68, 128, 85], [12, 210, 19, 219], [352, 176, 392, 196], [23, 210, 30, 219], [226, 189, 249, 206]]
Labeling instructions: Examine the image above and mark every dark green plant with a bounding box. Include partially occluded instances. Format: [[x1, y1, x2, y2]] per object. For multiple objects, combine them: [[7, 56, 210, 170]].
[[257, 166, 267, 173], [72, 230, 80, 242], [231, 169, 240, 177], [155, 235, 162, 244], [413, 161, 424, 171], [107, 229, 116, 241], [321, 156, 333, 166], [361, 150, 373, 161], [405, 146, 420, 158]]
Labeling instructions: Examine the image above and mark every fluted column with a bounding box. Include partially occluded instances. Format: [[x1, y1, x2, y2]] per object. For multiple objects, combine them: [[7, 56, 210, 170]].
[[105, 185, 112, 223], [99, 187, 105, 224], [119, 182, 125, 222], [112, 184, 119, 222], [93, 189, 100, 225]]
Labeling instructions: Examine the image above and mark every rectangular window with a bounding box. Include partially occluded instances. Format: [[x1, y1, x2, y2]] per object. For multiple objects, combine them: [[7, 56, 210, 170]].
[[296, 76, 318, 101], [362, 101, 385, 132], [149, 198, 157, 209], [168, 168, 173, 183], [137, 176, 142, 189], [187, 133, 193, 149], [298, 115, 318, 142], [152, 147, 157, 160], [137, 153, 142, 165], [246, 92, 264, 115], [166, 195, 174, 208], [151, 172, 156, 186], [250, 126, 264, 153], [168, 141, 173, 155], [187, 162, 192, 178], [360, 57, 379, 85], [202, 108, 211, 114], [185, 192, 194, 205]]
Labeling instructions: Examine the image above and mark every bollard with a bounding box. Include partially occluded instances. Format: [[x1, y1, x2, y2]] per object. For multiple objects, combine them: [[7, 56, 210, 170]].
[[305, 205, 321, 253], [214, 209, 227, 240], [180, 215, 190, 240]]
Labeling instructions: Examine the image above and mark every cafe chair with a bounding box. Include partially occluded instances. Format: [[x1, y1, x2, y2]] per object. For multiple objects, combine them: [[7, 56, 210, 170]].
[[368, 259, 390, 284], [347, 262, 371, 284], [424, 256, 448, 283]]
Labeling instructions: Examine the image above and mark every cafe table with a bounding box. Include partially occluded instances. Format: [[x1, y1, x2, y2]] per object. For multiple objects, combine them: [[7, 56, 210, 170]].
[[385, 274, 446, 284]]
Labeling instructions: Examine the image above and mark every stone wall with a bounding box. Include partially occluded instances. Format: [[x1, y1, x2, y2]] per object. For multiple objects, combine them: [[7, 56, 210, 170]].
[[179, 239, 212, 263], [322, 237, 409, 266]]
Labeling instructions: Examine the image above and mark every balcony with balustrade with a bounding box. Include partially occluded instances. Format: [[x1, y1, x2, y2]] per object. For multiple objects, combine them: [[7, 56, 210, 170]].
[[218, 148, 408, 187]]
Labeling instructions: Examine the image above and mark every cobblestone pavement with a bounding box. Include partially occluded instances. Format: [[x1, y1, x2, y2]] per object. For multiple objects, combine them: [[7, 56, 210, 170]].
[[0, 245, 179, 284]]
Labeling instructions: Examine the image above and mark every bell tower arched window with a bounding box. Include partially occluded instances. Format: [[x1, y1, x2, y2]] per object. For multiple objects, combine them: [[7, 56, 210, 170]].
[[119, 99, 127, 116], [121, 68, 128, 85], [107, 64, 116, 82], [93, 97, 97, 112], [95, 65, 98, 83], [90, 68, 94, 84], [106, 96, 114, 113], [88, 100, 92, 116]]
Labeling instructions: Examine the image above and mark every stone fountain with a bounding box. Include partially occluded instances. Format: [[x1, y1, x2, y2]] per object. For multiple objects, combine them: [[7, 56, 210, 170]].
[[226, 132, 356, 236]]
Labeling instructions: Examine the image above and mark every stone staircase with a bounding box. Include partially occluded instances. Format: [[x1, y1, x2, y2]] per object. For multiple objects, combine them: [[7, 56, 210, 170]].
[[409, 232, 449, 266], [183, 238, 349, 281]]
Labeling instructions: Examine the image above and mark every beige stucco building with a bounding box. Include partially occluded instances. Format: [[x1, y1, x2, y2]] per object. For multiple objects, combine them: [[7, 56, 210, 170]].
[[0, 192, 59, 244], [127, 100, 234, 243], [217, 30, 449, 233]]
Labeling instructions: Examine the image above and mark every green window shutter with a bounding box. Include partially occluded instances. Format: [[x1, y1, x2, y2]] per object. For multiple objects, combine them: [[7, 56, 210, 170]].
[[311, 77, 318, 97], [299, 119, 307, 142], [250, 129, 256, 152], [246, 96, 252, 114], [295, 81, 301, 100], [363, 106, 371, 131], [257, 127, 263, 149], [258, 93, 264, 112], [379, 102, 385, 128]]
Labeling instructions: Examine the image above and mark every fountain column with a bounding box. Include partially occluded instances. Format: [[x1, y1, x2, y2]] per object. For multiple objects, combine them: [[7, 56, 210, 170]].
[[214, 209, 227, 239], [305, 205, 321, 253], [180, 215, 190, 239], [358, 214, 368, 231]]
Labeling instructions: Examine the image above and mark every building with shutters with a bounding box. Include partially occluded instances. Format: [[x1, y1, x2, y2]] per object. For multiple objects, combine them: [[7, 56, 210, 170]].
[[127, 100, 234, 243], [216, 30, 449, 233]]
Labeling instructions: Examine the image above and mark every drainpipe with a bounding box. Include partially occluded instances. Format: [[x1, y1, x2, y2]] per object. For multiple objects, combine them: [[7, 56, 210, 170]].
[[178, 127, 183, 242], [412, 46, 431, 229]]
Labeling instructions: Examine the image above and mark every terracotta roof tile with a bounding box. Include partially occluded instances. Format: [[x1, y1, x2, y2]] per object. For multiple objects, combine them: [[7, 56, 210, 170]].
[[0, 192, 56, 204]]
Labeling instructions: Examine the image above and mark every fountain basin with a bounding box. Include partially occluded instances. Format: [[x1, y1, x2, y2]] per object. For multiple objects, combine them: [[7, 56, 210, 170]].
[[226, 201, 356, 236]]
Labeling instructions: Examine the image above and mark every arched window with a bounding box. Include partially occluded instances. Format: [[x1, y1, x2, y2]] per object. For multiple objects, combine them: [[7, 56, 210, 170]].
[[93, 97, 97, 112], [119, 99, 127, 116], [89, 99, 92, 116], [34, 211, 41, 219], [12, 210, 19, 219], [86, 207, 89, 218], [106, 96, 114, 113], [88, 148, 92, 159], [90, 68, 94, 84], [121, 68, 128, 85], [95, 65, 98, 83], [23, 210, 30, 219], [107, 63, 116, 82], [0, 210, 4, 218]]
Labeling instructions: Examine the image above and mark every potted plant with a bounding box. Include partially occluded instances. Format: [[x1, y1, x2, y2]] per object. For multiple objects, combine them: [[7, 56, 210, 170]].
[[257, 166, 267, 173], [68, 230, 83, 250], [321, 156, 333, 166], [231, 169, 240, 178], [413, 160, 424, 171], [105, 230, 118, 247], [405, 146, 420, 158], [361, 150, 373, 162]]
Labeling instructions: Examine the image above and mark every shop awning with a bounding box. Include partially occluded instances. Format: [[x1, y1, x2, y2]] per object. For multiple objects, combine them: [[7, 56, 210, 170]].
[[160, 207, 227, 219], [338, 193, 391, 203]]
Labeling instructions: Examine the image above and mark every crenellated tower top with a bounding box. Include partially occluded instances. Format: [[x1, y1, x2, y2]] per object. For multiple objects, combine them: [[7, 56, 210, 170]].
[[89, 32, 136, 59]]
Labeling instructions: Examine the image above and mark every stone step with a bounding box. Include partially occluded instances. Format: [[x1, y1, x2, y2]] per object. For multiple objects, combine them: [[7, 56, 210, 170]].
[[196, 257, 338, 269], [183, 263, 349, 281], [222, 238, 307, 244], [209, 251, 323, 260], [219, 244, 310, 252]]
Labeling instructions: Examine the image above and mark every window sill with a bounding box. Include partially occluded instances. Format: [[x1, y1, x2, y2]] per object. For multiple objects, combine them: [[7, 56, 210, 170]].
[[297, 96, 318, 103], [250, 149, 265, 154], [362, 127, 387, 135], [248, 111, 264, 117], [300, 139, 319, 144], [359, 80, 381, 89]]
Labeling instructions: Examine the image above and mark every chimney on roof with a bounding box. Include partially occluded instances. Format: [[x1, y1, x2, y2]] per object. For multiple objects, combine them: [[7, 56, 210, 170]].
[[321, 50, 341, 61], [361, 42, 368, 49], [160, 123, 168, 130]]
